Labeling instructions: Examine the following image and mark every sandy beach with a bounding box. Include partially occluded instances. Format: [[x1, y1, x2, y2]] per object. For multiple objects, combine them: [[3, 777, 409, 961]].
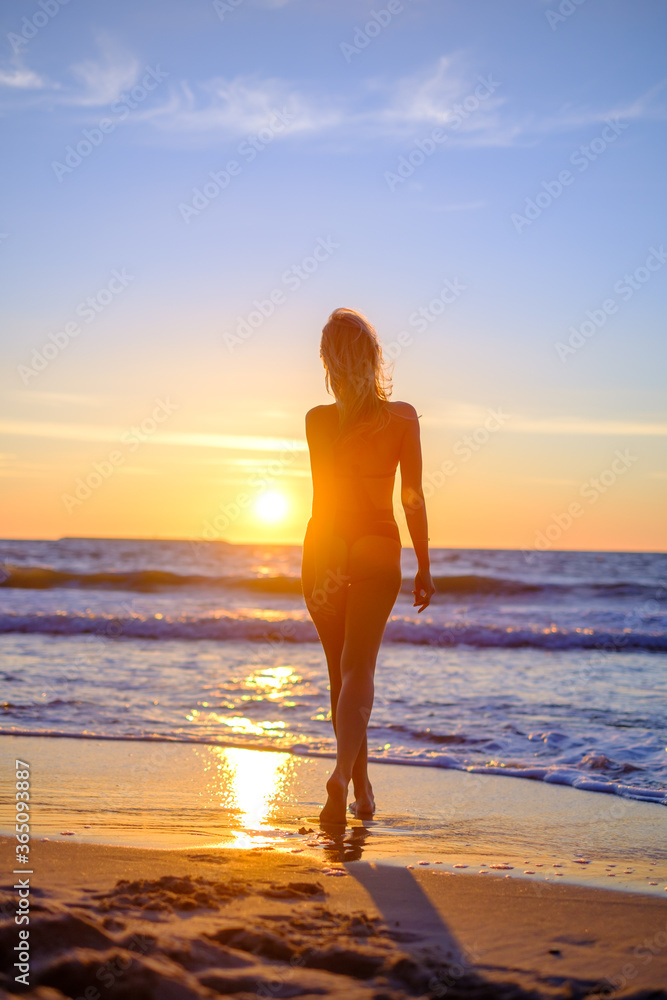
[[2, 835, 667, 999], [2, 735, 667, 998]]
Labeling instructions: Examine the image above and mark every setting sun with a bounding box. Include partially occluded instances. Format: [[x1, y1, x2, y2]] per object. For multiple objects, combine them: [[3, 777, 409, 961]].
[[254, 490, 289, 523]]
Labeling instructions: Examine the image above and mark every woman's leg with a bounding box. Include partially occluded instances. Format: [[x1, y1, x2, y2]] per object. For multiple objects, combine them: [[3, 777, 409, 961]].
[[302, 530, 372, 804], [320, 536, 401, 824], [322, 643, 373, 809]]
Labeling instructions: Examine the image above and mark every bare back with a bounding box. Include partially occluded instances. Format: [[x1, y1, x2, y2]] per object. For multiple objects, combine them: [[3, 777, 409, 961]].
[[306, 400, 418, 517]]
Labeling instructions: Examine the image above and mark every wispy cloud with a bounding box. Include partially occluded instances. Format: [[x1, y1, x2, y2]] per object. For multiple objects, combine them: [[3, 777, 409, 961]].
[[0, 62, 46, 90], [137, 52, 511, 145], [0, 419, 308, 451], [506, 416, 667, 436], [2, 39, 665, 149], [0, 34, 140, 110], [129, 54, 666, 147], [533, 79, 667, 132], [66, 34, 140, 106], [136, 73, 333, 137], [423, 404, 667, 436], [7, 391, 111, 406]]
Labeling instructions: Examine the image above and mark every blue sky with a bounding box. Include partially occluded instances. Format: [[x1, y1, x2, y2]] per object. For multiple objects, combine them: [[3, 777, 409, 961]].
[[1, 0, 666, 549]]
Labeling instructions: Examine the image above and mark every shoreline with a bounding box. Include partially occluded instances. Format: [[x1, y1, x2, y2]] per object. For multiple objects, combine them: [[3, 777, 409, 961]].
[[2, 718, 665, 808], [2, 734, 666, 898]]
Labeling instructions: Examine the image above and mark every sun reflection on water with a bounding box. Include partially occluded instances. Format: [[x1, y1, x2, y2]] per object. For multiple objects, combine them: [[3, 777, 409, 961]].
[[208, 746, 293, 849], [211, 714, 286, 737], [245, 665, 297, 699]]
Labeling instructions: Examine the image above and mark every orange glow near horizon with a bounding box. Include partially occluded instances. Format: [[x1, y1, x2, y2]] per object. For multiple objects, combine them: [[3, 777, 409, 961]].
[[1, 421, 665, 551]]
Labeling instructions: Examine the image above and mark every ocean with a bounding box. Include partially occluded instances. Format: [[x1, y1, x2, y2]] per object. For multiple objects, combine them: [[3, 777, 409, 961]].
[[1, 538, 665, 806]]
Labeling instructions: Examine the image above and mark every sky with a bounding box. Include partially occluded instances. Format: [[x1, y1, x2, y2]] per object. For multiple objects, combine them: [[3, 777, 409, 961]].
[[1, 0, 666, 550]]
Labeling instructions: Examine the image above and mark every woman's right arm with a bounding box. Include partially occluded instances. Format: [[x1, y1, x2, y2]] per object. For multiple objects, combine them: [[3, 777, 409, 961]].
[[305, 408, 338, 615], [398, 404, 436, 613]]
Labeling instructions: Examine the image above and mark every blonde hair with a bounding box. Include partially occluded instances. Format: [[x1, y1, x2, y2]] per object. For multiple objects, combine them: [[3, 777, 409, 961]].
[[320, 307, 392, 441]]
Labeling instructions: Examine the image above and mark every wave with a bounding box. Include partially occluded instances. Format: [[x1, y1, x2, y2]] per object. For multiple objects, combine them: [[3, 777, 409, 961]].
[[1, 611, 665, 651], [0, 728, 664, 805], [0, 566, 302, 595], [1, 564, 663, 600]]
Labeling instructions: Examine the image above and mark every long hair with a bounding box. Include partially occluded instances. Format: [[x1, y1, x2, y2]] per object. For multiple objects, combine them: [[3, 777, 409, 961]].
[[320, 307, 392, 442]]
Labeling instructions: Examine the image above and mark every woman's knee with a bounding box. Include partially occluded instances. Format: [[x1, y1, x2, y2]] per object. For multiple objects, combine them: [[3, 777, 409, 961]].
[[340, 654, 376, 683]]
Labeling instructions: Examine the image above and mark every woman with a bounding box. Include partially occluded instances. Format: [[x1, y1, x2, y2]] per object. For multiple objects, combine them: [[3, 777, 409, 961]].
[[302, 307, 436, 825]]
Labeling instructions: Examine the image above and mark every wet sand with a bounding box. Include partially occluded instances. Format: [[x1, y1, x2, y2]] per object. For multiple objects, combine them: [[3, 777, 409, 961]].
[[2, 735, 667, 894]]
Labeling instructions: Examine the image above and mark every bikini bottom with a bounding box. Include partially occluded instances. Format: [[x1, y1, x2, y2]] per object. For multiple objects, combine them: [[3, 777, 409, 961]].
[[309, 509, 400, 549]]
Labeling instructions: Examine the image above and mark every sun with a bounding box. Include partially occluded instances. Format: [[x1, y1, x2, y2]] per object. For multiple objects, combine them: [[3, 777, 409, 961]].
[[254, 490, 289, 523]]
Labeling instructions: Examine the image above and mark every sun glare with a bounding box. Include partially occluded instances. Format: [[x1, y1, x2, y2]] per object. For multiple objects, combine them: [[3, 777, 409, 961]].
[[254, 490, 289, 523]]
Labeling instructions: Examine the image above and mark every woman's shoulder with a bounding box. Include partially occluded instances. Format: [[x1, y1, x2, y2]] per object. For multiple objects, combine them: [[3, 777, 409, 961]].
[[305, 404, 338, 437], [305, 403, 337, 422], [386, 400, 419, 420]]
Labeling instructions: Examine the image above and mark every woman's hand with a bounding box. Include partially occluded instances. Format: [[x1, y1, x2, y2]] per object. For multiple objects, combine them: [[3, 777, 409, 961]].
[[412, 570, 436, 613]]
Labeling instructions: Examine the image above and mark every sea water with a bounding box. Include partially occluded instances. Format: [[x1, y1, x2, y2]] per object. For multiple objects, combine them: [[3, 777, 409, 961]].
[[1, 538, 665, 804]]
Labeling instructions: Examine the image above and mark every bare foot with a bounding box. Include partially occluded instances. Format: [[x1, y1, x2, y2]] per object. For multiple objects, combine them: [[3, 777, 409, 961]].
[[319, 774, 348, 825], [349, 784, 375, 819]]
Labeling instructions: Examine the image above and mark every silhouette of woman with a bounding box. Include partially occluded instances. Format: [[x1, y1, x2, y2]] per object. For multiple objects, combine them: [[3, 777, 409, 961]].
[[301, 308, 435, 825]]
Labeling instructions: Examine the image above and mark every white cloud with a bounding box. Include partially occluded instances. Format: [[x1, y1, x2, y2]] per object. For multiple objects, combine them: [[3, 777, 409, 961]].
[[136, 73, 336, 137], [0, 35, 139, 111], [133, 52, 511, 146], [533, 79, 667, 133], [373, 55, 473, 129], [0, 64, 46, 89], [2, 39, 665, 150], [66, 34, 140, 106], [137, 55, 666, 147]]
